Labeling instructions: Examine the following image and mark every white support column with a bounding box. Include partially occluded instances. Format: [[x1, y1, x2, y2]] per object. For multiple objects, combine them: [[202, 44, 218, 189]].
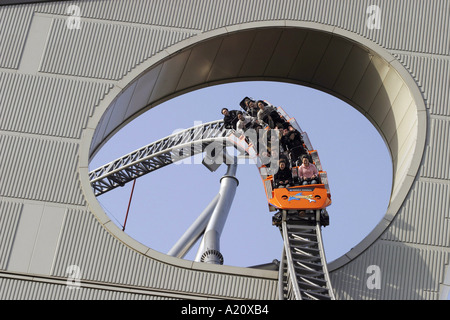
[[167, 193, 220, 259], [195, 160, 238, 264]]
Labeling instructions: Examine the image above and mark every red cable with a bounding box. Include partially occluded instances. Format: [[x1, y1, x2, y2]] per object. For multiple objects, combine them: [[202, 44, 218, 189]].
[[123, 179, 136, 231]]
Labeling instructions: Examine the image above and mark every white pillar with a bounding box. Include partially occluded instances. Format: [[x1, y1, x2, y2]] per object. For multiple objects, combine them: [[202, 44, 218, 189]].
[[195, 160, 238, 264]]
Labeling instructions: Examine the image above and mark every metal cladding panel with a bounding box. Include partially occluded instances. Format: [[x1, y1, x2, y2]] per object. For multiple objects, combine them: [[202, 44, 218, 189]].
[[0, 135, 85, 205], [391, 104, 418, 166], [242, 29, 295, 78], [352, 54, 391, 113], [51, 208, 155, 286], [0, 201, 22, 270], [382, 180, 450, 247], [328, 0, 445, 56], [0, 277, 177, 300], [311, 36, 354, 89], [201, 0, 450, 55], [0, 5, 34, 69], [40, 17, 196, 80], [394, 54, 450, 117], [51, 208, 278, 299], [330, 241, 448, 300], [332, 45, 373, 100], [420, 119, 450, 180], [288, 31, 333, 84], [8, 0, 446, 56], [206, 31, 257, 81], [0, 73, 113, 139], [176, 36, 223, 90], [368, 68, 404, 128]]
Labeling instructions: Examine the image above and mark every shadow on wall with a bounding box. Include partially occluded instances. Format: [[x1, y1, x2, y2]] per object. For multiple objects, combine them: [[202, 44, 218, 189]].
[[330, 179, 448, 300]]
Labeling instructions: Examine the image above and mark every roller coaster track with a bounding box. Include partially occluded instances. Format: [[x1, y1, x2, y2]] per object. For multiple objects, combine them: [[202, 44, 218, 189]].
[[277, 212, 334, 300], [89, 120, 232, 196], [89, 109, 334, 300]]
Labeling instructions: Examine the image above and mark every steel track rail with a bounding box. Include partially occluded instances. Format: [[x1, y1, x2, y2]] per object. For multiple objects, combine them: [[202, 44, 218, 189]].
[[279, 212, 335, 300], [89, 120, 234, 196]]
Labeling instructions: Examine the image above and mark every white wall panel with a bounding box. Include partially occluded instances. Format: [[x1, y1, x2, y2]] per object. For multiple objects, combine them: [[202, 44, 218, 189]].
[[330, 241, 448, 300], [0, 135, 85, 205], [420, 119, 450, 180], [0, 5, 34, 69], [0, 201, 22, 270], [4, 0, 447, 57], [0, 73, 113, 139], [7, 204, 66, 275], [50, 208, 278, 299], [382, 181, 450, 247], [40, 17, 196, 80]]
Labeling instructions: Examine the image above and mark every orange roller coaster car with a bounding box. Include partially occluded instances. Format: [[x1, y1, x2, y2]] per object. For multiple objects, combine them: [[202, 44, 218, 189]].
[[264, 177, 332, 211], [259, 153, 332, 212]]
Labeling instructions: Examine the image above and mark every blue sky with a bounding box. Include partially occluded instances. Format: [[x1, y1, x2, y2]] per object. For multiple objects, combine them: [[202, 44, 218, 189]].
[[89, 80, 392, 268]]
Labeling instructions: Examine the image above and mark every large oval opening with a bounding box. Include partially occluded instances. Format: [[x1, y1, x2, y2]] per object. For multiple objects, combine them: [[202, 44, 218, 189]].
[[89, 80, 392, 267], [84, 24, 425, 271]]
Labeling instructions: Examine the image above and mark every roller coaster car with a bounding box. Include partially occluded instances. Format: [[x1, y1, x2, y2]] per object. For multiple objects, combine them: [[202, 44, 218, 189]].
[[263, 173, 331, 211]]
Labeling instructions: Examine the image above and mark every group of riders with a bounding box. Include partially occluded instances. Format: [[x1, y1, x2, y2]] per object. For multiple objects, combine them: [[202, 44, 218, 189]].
[[221, 97, 320, 189]]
